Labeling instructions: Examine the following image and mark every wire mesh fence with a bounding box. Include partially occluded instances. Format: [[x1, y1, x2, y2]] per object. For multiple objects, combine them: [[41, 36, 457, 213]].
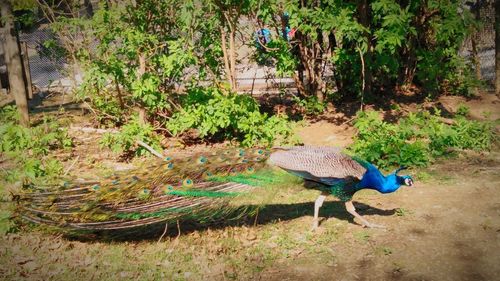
[[461, 0, 495, 85], [12, 1, 499, 93], [18, 26, 72, 91]]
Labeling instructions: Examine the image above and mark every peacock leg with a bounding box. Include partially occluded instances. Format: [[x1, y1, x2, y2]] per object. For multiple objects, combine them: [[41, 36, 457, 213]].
[[312, 193, 328, 230], [345, 201, 385, 228]]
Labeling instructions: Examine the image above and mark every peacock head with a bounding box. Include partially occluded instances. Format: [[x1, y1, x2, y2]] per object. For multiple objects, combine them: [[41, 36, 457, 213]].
[[394, 166, 414, 187]]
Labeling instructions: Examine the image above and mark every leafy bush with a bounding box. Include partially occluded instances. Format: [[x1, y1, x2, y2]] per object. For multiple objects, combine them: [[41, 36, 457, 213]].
[[167, 87, 297, 147], [0, 106, 72, 182], [0, 119, 72, 157], [292, 95, 326, 115], [350, 109, 495, 169], [101, 115, 163, 156], [0, 106, 72, 152], [256, 0, 478, 100], [0, 105, 71, 234], [456, 104, 470, 116]]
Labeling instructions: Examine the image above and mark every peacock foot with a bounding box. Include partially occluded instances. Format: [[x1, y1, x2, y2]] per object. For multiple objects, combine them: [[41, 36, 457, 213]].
[[310, 225, 327, 234]]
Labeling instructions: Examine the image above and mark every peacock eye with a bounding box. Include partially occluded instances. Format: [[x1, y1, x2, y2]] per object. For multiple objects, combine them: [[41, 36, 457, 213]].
[[182, 178, 194, 187], [198, 156, 207, 164]]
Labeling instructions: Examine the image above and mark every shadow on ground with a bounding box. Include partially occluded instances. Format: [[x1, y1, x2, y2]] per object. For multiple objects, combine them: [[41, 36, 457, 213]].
[[62, 201, 396, 242]]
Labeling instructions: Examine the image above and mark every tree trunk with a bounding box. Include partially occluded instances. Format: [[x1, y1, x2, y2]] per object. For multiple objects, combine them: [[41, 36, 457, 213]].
[[137, 54, 146, 124], [229, 29, 237, 91], [20, 42, 33, 99], [220, 27, 233, 90], [1, 1, 29, 127], [358, 0, 372, 97], [495, 0, 500, 97]]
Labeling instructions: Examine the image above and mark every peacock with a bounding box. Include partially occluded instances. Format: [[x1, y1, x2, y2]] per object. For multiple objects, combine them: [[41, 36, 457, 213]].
[[15, 146, 413, 233]]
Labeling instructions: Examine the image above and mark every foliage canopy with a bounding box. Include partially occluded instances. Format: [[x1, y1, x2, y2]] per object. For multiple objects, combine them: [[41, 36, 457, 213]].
[[32, 0, 481, 152]]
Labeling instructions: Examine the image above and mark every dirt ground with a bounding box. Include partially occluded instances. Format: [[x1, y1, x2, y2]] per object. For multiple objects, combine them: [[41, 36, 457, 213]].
[[0, 91, 499, 281], [273, 92, 500, 281], [260, 153, 500, 281]]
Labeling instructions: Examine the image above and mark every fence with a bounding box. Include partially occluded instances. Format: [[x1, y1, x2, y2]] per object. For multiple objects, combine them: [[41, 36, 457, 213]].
[[461, 0, 496, 86], [2, 1, 497, 95]]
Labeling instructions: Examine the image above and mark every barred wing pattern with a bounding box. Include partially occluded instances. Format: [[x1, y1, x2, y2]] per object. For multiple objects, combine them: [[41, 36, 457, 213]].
[[268, 146, 366, 183]]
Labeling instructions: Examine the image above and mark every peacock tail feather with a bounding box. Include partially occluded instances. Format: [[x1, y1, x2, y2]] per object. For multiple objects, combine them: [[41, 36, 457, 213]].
[[16, 148, 284, 231]]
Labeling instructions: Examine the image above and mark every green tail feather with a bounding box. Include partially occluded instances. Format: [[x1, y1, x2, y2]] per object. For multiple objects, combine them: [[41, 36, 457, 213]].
[[15, 147, 297, 233], [166, 190, 239, 198]]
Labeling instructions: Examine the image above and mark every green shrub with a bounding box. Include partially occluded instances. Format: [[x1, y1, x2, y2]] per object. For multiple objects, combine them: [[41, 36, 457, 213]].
[[101, 115, 163, 156], [0, 106, 72, 182], [350, 109, 495, 169], [0, 108, 71, 236], [0, 119, 73, 157], [456, 104, 470, 116], [292, 95, 326, 115], [167, 87, 297, 147], [0, 105, 71, 233]]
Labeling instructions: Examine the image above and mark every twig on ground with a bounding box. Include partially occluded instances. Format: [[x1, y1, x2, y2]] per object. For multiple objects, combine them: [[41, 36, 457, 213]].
[[63, 156, 80, 176], [69, 126, 119, 134], [136, 140, 165, 159], [340, 116, 356, 126]]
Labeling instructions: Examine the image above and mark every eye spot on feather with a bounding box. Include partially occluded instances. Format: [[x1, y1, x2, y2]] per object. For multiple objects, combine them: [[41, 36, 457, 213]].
[[90, 184, 100, 191], [138, 188, 151, 199], [239, 149, 245, 156], [197, 156, 207, 164], [161, 185, 174, 194], [164, 156, 172, 161], [183, 179, 194, 187], [166, 163, 174, 170], [63, 182, 70, 188], [242, 159, 249, 163], [246, 167, 255, 173], [112, 180, 119, 185]]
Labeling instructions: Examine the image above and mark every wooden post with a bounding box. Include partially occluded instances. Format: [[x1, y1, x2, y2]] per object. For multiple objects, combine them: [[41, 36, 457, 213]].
[[21, 42, 33, 99], [1, 1, 29, 126], [0, 43, 3, 91], [495, 0, 500, 97]]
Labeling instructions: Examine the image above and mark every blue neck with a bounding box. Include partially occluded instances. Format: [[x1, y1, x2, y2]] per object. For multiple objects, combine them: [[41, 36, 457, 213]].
[[356, 164, 402, 194]]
